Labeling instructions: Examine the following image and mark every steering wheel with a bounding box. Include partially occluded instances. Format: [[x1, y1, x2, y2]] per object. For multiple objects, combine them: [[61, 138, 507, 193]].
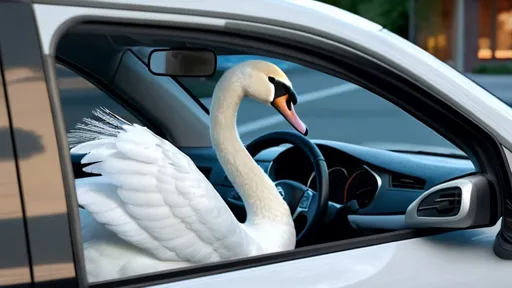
[[245, 131, 329, 242]]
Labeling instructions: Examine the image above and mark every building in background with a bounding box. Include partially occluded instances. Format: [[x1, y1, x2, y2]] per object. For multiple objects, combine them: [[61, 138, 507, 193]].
[[413, 0, 512, 73]]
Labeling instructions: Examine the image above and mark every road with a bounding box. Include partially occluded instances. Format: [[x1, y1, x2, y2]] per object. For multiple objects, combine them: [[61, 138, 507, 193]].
[[58, 64, 512, 154], [200, 67, 512, 154]]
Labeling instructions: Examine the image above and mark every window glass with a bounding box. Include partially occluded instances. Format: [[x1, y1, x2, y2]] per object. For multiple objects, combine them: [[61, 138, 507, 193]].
[[176, 55, 465, 156], [60, 47, 472, 285], [56, 63, 141, 133]]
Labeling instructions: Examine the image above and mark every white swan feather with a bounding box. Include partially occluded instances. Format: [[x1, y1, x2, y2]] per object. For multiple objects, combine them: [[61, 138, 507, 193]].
[[70, 60, 300, 282], [70, 108, 264, 265]]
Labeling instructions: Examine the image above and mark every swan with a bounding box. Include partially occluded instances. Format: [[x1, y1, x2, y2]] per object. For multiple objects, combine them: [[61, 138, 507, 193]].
[[68, 60, 309, 282]]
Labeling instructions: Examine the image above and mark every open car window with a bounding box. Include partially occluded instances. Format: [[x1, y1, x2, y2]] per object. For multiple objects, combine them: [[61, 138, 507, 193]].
[[51, 19, 503, 287]]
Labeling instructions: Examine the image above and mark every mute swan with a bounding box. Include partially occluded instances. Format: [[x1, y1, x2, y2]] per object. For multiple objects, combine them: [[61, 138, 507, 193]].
[[69, 60, 309, 282]]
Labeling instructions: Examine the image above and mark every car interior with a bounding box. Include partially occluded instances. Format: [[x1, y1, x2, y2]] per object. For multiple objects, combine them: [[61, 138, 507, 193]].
[[55, 22, 504, 257]]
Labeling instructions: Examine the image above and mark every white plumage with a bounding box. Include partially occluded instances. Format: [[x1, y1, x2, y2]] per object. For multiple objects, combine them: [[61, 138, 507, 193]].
[[71, 61, 299, 282], [71, 110, 254, 261]]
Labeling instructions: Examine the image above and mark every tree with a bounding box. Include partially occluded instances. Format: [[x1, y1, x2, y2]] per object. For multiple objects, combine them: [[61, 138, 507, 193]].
[[318, 0, 439, 39], [319, 0, 410, 37]]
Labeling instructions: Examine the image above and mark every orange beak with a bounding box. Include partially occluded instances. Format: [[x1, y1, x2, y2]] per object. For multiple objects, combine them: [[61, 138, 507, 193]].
[[271, 93, 308, 136]]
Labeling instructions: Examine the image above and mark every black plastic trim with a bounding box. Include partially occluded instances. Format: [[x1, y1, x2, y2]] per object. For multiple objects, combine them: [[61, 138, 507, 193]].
[[494, 228, 512, 260], [417, 188, 462, 217], [494, 200, 512, 259], [390, 172, 426, 190], [42, 55, 88, 288], [171, 74, 211, 115], [32, 277, 78, 288]]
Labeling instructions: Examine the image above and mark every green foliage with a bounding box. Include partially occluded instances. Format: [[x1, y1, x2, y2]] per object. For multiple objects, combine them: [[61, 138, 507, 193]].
[[321, 0, 360, 13], [317, 0, 440, 38], [472, 64, 512, 75], [357, 0, 410, 33]]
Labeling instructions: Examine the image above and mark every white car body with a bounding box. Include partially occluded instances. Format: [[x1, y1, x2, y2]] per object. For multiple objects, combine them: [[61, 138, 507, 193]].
[[2, 0, 511, 287]]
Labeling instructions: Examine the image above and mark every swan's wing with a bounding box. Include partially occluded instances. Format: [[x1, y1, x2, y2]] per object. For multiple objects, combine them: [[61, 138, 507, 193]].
[[69, 108, 259, 263]]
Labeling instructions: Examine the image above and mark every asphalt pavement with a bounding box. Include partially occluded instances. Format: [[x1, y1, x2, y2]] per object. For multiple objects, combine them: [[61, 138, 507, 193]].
[[199, 67, 491, 153], [58, 64, 512, 154]]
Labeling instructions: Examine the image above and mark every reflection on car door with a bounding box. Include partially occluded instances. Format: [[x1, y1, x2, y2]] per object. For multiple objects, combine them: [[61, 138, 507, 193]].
[[0, 19, 31, 286], [0, 1, 81, 287]]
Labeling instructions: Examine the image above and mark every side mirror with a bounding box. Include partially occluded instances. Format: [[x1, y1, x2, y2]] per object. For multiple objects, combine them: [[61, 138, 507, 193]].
[[147, 48, 217, 77], [405, 174, 493, 229]]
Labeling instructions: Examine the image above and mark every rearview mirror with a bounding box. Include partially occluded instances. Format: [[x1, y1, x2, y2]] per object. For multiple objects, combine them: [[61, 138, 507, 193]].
[[405, 174, 493, 229], [147, 49, 216, 77]]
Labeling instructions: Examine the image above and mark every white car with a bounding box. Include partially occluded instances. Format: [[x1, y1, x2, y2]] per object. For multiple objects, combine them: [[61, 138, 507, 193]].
[[1, 0, 511, 287]]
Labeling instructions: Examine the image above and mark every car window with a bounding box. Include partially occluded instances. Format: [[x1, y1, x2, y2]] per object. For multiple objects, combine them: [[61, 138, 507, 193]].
[[176, 55, 466, 157], [56, 63, 141, 133], [57, 41, 473, 286]]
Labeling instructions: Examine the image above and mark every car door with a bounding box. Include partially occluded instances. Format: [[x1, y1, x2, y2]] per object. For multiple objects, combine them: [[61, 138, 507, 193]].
[[0, 7, 32, 286], [26, 1, 512, 288]]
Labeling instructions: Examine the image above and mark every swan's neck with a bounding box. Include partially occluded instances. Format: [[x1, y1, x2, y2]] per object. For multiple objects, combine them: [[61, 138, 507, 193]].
[[210, 72, 291, 224]]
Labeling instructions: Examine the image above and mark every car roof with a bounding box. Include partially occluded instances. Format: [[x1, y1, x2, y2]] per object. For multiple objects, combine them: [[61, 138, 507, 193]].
[[42, 0, 383, 33]]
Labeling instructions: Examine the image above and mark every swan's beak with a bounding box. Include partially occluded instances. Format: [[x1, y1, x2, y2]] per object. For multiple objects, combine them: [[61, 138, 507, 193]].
[[271, 81, 308, 136]]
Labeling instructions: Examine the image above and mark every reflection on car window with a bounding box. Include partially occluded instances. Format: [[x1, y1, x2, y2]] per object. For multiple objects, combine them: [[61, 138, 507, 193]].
[[56, 63, 141, 132], [175, 55, 465, 156]]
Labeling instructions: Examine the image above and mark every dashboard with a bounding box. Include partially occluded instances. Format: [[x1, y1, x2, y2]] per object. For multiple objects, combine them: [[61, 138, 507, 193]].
[[73, 139, 477, 230], [182, 139, 476, 218]]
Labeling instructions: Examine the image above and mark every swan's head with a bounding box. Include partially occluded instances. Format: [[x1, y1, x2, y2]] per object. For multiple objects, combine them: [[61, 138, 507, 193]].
[[240, 60, 308, 136]]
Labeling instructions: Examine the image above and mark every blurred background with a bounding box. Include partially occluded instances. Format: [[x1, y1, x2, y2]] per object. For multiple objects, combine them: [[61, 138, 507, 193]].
[[320, 0, 512, 74]]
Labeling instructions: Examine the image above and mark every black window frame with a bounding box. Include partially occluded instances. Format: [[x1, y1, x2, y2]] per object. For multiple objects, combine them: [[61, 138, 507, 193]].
[[47, 22, 509, 288]]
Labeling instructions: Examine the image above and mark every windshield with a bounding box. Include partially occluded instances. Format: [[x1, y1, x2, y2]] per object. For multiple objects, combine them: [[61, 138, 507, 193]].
[[175, 54, 466, 157]]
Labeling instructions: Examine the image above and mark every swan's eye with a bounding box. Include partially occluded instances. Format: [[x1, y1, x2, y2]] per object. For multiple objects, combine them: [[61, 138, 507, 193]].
[[268, 76, 276, 83]]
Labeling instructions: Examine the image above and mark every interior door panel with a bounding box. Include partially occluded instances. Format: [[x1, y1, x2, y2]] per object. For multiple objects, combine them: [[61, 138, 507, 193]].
[[151, 221, 507, 288]]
